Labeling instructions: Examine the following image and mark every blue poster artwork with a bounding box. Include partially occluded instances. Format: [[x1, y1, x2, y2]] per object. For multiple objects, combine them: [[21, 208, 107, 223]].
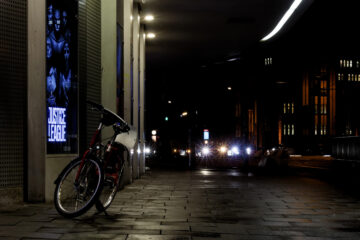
[[46, 0, 78, 154]]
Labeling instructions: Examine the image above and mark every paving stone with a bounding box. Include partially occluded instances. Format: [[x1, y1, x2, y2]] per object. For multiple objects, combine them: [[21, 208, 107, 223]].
[[60, 233, 117, 239], [0, 216, 23, 226], [2, 169, 360, 239], [0, 237, 19, 240], [127, 234, 190, 240]]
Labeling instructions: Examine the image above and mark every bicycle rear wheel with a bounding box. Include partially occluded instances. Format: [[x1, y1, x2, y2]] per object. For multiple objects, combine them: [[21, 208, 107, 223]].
[[96, 161, 124, 211], [54, 158, 103, 218]]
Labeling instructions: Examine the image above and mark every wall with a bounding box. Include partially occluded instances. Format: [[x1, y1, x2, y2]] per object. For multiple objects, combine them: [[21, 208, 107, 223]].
[[122, 0, 134, 184], [101, 0, 117, 140], [121, 0, 146, 181], [2, 0, 146, 203], [78, 0, 102, 150], [0, 0, 28, 203]]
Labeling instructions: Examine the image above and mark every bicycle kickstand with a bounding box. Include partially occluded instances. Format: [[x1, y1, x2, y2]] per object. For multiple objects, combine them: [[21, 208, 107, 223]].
[[95, 201, 109, 216]]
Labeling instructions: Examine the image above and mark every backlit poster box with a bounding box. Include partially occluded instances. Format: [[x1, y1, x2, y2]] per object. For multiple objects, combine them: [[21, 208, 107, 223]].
[[46, 0, 78, 154]]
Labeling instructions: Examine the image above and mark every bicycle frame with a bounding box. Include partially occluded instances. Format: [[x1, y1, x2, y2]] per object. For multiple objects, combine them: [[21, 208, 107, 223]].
[[74, 120, 130, 184], [75, 122, 103, 183]]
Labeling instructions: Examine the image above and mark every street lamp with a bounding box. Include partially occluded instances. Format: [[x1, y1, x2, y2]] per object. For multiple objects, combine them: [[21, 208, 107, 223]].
[[151, 130, 157, 142], [180, 112, 188, 117], [144, 15, 154, 22], [147, 33, 156, 39]]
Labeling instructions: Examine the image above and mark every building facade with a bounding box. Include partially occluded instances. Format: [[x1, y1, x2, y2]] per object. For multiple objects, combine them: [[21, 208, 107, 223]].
[[0, 0, 147, 203], [236, 53, 360, 154]]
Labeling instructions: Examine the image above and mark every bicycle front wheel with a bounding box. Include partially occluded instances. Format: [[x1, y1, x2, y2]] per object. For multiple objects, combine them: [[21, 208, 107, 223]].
[[54, 158, 103, 218]]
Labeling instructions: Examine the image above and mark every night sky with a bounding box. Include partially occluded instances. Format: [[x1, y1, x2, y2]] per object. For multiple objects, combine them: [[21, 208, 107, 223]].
[[145, 0, 359, 144]]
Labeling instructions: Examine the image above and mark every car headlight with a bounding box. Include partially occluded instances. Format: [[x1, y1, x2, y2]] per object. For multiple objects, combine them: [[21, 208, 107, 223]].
[[219, 146, 227, 154], [202, 146, 210, 155], [246, 147, 252, 155], [231, 146, 240, 155]]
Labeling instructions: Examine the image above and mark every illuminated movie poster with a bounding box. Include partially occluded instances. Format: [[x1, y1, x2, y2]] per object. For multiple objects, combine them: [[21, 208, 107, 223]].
[[46, 0, 78, 154]]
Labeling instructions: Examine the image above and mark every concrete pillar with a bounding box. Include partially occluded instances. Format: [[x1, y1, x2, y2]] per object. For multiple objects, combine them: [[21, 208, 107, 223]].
[[101, 0, 117, 140], [132, 6, 140, 179], [27, 0, 46, 202], [139, 25, 146, 174], [122, 0, 133, 183]]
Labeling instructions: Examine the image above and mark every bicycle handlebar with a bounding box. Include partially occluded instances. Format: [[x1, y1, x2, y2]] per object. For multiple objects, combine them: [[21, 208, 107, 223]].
[[86, 100, 130, 131]]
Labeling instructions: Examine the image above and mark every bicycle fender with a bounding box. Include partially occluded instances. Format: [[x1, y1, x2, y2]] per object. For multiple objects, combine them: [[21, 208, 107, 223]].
[[114, 127, 137, 152]]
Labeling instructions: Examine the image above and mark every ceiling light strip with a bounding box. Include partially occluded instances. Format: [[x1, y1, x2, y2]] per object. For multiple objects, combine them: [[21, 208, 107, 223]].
[[261, 0, 303, 42]]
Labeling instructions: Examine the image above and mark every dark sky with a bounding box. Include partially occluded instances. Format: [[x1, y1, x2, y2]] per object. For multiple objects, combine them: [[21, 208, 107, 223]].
[[145, 0, 360, 142]]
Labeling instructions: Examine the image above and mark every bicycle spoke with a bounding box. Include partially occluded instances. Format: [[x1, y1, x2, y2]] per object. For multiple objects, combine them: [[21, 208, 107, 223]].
[[55, 159, 102, 216]]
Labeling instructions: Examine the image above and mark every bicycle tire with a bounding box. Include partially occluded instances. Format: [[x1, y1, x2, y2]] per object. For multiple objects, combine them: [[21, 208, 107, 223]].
[[54, 158, 104, 218], [96, 160, 124, 212]]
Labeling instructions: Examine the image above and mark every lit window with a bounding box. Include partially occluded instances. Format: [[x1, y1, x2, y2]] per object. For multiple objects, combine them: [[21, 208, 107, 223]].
[[320, 97, 323, 114], [320, 80, 327, 94], [283, 124, 287, 136], [320, 96, 327, 114], [348, 74, 351, 81], [340, 59, 343, 68], [291, 103, 294, 114], [265, 57, 272, 66], [315, 125, 318, 135], [350, 60, 353, 68], [291, 124, 295, 135], [321, 80, 327, 89], [320, 115, 327, 135], [338, 73, 341, 81], [287, 124, 291, 136], [283, 103, 287, 114], [347, 60, 350, 68]]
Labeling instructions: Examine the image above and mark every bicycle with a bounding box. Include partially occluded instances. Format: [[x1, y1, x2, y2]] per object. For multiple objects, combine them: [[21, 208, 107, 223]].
[[54, 101, 134, 218]]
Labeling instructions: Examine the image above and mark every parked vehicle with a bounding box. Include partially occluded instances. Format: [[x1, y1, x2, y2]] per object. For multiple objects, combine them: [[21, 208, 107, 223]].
[[54, 101, 136, 218]]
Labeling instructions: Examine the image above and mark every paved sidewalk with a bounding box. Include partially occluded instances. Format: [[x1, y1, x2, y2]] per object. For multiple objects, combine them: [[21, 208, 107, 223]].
[[1, 169, 360, 239]]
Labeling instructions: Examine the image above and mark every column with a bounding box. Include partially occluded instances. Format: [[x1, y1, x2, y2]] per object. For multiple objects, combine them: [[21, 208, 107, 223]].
[[139, 25, 146, 174], [132, 5, 140, 179], [27, 0, 46, 202], [122, 0, 133, 183]]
